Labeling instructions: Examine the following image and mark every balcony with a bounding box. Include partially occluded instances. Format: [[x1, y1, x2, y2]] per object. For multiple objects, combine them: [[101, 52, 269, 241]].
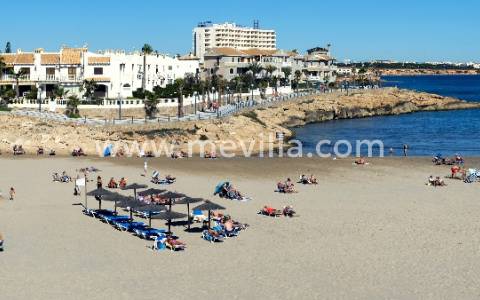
[[0, 74, 31, 82]]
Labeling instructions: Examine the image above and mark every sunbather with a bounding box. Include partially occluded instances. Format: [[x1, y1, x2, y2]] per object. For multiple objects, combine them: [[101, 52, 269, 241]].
[[37, 147, 44, 155], [354, 157, 367, 165], [108, 177, 118, 189], [119, 177, 127, 189], [283, 205, 296, 217], [259, 206, 282, 217], [166, 237, 186, 249], [49, 149, 56, 156]]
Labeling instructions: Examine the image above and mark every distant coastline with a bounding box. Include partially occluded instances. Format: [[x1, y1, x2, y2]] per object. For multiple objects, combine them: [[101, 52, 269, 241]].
[[380, 69, 479, 76]]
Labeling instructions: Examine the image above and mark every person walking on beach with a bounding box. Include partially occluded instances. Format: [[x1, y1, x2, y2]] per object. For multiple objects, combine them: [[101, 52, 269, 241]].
[[96, 176, 102, 189], [403, 144, 408, 157], [9, 187, 15, 201]]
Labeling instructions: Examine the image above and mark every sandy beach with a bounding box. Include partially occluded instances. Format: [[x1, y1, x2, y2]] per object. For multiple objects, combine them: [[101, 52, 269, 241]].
[[1, 156, 480, 299]]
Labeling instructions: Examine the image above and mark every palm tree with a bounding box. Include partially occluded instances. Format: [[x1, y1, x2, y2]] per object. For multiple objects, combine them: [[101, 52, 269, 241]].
[[265, 65, 277, 85], [10, 69, 26, 99], [0, 56, 5, 79], [65, 95, 80, 117], [174, 78, 186, 118], [141, 44, 153, 93], [144, 93, 159, 118], [294, 70, 302, 92], [281, 66, 292, 87], [53, 85, 68, 101], [81, 79, 98, 103], [248, 61, 263, 86]]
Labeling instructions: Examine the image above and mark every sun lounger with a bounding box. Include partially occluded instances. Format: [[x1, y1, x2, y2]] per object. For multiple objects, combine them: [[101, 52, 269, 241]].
[[134, 228, 167, 240], [153, 234, 167, 251], [202, 230, 224, 243], [115, 221, 146, 232], [103, 215, 130, 224], [191, 209, 207, 223]]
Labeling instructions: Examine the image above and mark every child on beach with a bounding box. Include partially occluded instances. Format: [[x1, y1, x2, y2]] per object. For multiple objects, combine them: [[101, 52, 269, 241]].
[[9, 187, 15, 201]]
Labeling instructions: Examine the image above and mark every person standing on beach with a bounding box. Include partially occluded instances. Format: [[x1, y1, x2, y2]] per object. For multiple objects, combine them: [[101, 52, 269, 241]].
[[97, 176, 102, 189], [9, 187, 15, 201], [143, 159, 148, 177], [403, 144, 408, 157]]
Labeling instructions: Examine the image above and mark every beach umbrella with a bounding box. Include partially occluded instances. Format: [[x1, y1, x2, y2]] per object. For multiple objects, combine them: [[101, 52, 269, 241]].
[[138, 188, 166, 197], [86, 187, 116, 210], [150, 211, 188, 233], [160, 191, 186, 211], [214, 181, 229, 195], [136, 204, 166, 227], [122, 183, 148, 201], [193, 200, 226, 229], [174, 197, 204, 230], [116, 198, 145, 220], [101, 192, 131, 213]]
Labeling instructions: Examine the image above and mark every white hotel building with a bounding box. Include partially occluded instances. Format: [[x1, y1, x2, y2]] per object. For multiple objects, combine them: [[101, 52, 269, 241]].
[[193, 22, 276, 62], [0, 47, 200, 100]]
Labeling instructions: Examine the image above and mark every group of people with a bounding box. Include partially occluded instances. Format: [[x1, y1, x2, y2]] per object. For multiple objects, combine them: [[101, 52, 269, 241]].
[[299, 174, 318, 185], [433, 154, 464, 166], [427, 175, 447, 187], [12, 145, 25, 155], [53, 171, 72, 183], [72, 147, 86, 157], [259, 205, 296, 217], [171, 151, 188, 159], [215, 182, 245, 200], [151, 171, 176, 185], [277, 178, 297, 193], [107, 177, 127, 189]]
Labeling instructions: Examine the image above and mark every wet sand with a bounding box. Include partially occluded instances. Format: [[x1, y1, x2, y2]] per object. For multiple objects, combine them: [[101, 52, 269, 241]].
[[1, 156, 480, 299]]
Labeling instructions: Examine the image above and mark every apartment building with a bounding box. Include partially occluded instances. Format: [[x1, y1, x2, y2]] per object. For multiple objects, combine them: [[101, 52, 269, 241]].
[[193, 22, 276, 62], [203, 46, 337, 83], [0, 47, 199, 100]]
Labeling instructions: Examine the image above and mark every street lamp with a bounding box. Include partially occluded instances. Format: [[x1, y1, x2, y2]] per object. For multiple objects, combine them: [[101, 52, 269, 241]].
[[117, 92, 122, 120], [250, 84, 254, 102], [226, 86, 230, 105], [193, 91, 198, 115]]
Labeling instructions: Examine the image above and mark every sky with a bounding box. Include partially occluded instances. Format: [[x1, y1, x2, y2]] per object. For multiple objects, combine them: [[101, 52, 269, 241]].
[[1, 0, 479, 62]]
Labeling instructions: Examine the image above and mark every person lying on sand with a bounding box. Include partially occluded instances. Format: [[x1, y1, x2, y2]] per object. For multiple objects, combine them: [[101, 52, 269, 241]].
[[299, 174, 318, 185], [37, 147, 44, 155], [354, 157, 368, 165], [427, 176, 446, 187], [260, 206, 283, 217], [166, 237, 186, 247], [49, 149, 56, 156]]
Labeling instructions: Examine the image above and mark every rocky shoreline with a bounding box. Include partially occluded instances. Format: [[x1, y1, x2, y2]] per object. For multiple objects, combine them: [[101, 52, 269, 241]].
[[1, 88, 479, 155]]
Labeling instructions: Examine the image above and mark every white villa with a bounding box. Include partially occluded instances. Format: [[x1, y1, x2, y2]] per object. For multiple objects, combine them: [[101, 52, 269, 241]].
[[0, 47, 200, 100]]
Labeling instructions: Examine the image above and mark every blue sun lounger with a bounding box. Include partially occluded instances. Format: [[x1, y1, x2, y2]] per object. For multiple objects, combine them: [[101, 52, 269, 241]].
[[134, 228, 167, 240], [115, 221, 146, 232], [103, 215, 130, 224], [202, 230, 224, 243]]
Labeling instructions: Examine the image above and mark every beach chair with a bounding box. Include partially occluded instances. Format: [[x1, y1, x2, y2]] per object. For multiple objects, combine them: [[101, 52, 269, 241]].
[[115, 221, 146, 232], [134, 228, 167, 240], [201, 230, 224, 243], [465, 169, 478, 183], [191, 209, 206, 223], [103, 215, 130, 225], [153, 234, 167, 251]]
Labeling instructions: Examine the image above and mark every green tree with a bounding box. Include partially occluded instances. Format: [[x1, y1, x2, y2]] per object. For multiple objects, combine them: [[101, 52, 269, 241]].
[[144, 92, 158, 118], [281, 66, 292, 86], [175, 78, 185, 118], [11, 69, 27, 98], [81, 79, 98, 103], [53, 85, 68, 100], [65, 95, 80, 117], [5, 42, 11, 53], [141, 44, 153, 92], [25, 86, 38, 100], [247, 61, 263, 87]]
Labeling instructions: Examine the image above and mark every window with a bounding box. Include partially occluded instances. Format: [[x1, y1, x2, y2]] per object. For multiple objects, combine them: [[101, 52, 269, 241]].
[[168, 66, 172, 71], [230, 68, 234, 74], [94, 67, 103, 75], [68, 67, 76, 80]]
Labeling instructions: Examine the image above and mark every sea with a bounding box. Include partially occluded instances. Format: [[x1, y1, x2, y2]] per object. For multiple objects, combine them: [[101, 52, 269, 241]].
[[294, 75, 480, 157]]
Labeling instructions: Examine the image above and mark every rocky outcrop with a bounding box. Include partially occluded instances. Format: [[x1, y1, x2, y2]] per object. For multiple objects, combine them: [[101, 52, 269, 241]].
[[0, 88, 478, 155]]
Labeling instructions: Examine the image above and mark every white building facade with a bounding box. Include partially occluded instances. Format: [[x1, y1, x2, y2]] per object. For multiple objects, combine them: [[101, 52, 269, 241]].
[[193, 22, 276, 62], [0, 47, 200, 100]]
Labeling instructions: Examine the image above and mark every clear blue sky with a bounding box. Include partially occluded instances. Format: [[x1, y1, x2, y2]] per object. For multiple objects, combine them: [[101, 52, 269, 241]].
[[1, 0, 479, 62]]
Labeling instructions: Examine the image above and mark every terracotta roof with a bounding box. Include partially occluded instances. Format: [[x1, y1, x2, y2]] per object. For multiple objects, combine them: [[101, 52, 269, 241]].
[[15, 53, 35, 64], [0, 54, 16, 65], [241, 48, 277, 56], [84, 76, 110, 82], [178, 53, 199, 61], [41, 54, 60, 65], [60, 48, 85, 65], [88, 56, 110, 65], [205, 47, 249, 57]]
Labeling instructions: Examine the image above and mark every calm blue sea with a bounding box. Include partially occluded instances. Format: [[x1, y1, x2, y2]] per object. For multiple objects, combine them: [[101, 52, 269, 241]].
[[295, 75, 480, 156]]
